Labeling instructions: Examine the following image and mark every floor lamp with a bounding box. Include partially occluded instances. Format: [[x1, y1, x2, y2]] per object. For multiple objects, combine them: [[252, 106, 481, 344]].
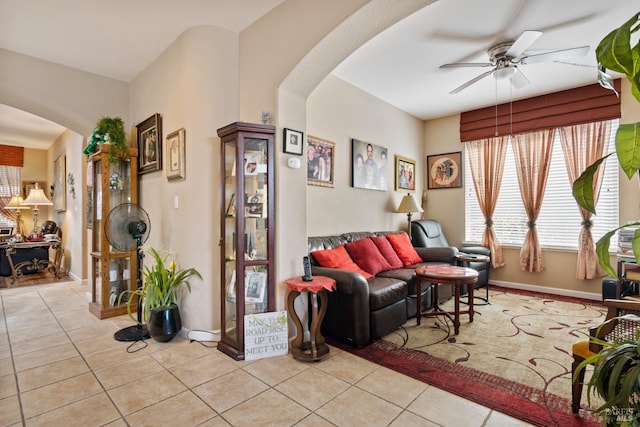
[[397, 193, 423, 240], [7, 195, 30, 236], [22, 183, 53, 236]]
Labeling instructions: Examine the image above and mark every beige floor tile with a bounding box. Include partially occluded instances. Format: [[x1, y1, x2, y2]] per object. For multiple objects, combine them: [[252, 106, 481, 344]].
[[484, 410, 536, 426], [17, 356, 89, 392], [355, 366, 428, 408], [0, 357, 13, 377], [7, 322, 63, 343], [10, 331, 70, 356], [222, 388, 309, 427], [294, 413, 336, 427], [93, 354, 163, 390], [276, 366, 350, 411], [65, 320, 118, 341], [81, 342, 153, 371], [316, 386, 402, 427], [242, 354, 310, 386], [13, 342, 78, 372], [313, 350, 378, 384], [407, 386, 491, 426], [171, 354, 238, 388], [389, 411, 439, 426], [149, 337, 213, 368], [0, 394, 22, 426], [73, 331, 130, 355], [197, 416, 233, 426], [193, 369, 269, 413], [125, 390, 217, 426], [108, 370, 187, 415], [20, 372, 103, 419], [25, 392, 121, 427], [0, 373, 17, 400]]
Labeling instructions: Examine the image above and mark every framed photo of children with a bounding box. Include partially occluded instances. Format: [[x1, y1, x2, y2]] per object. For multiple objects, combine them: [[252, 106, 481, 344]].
[[307, 135, 335, 188], [395, 155, 416, 192], [427, 151, 463, 189], [352, 139, 389, 191], [137, 113, 162, 175]]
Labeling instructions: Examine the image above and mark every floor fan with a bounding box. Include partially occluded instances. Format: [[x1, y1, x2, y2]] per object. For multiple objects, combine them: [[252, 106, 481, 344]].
[[105, 203, 152, 342]]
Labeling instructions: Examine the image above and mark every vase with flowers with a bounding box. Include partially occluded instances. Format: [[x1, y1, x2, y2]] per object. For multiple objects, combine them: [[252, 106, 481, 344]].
[[119, 247, 202, 342]]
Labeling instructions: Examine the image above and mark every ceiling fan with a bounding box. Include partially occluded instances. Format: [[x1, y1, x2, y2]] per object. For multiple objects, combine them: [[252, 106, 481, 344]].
[[440, 30, 590, 94]]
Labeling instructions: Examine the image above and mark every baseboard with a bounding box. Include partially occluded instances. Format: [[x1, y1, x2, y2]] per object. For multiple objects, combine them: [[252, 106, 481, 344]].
[[490, 280, 601, 301], [68, 271, 82, 282]]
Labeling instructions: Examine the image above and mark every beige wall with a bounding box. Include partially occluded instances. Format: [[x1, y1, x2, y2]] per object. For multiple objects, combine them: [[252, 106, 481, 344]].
[[306, 75, 424, 236], [21, 148, 50, 233]]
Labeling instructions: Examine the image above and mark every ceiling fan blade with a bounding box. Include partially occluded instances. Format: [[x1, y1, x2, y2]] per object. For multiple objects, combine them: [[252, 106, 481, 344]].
[[506, 30, 543, 58], [520, 45, 589, 65], [440, 62, 493, 68], [510, 68, 530, 89], [450, 70, 494, 94]]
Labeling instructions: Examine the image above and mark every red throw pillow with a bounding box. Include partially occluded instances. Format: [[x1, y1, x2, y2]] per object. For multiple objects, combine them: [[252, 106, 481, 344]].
[[311, 245, 373, 278], [370, 236, 403, 269], [344, 237, 392, 276], [386, 233, 423, 266]]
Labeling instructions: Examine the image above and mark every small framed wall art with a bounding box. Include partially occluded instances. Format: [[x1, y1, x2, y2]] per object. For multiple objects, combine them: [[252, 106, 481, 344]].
[[53, 154, 66, 212], [137, 113, 162, 175], [427, 151, 463, 189], [395, 155, 416, 192], [166, 128, 185, 181], [283, 128, 304, 155], [307, 135, 335, 188]]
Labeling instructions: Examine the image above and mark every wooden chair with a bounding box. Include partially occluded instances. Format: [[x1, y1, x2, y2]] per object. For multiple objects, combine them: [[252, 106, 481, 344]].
[[571, 298, 640, 414]]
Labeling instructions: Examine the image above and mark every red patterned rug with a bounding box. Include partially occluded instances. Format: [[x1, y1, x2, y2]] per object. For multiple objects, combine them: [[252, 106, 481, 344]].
[[329, 286, 606, 426]]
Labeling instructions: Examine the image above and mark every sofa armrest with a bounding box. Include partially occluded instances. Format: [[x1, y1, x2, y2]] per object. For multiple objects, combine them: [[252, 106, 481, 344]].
[[310, 266, 370, 297], [460, 245, 490, 257], [415, 246, 457, 264]]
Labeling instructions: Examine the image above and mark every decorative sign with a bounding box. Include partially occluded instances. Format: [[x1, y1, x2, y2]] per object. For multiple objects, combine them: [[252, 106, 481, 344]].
[[244, 311, 288, 361]]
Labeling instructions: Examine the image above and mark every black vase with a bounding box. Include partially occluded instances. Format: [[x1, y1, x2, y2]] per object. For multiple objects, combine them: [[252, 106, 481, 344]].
[[147, 304, 182, 342]]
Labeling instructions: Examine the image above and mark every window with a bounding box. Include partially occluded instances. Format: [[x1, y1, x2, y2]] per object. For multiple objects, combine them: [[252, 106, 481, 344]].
[[0, 166, 21, 227], [464, 120, 619, 250]]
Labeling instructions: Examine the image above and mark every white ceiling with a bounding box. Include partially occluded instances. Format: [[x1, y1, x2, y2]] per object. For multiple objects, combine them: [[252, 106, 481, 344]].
[[0, 0, 637, 149]]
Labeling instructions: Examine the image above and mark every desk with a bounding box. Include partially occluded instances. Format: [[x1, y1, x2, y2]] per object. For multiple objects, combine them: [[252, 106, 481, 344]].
[[415, 265, 478, 335], [455, 252, 491, 304], [2, 241, 63, 286], [286, 276, 336, 362]]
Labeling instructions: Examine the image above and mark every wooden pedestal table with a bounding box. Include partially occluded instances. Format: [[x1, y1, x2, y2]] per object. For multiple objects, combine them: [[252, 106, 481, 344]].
[[455, 252, 491, 304], [415, 265, 478, 335], [286, 276, 336, 362]]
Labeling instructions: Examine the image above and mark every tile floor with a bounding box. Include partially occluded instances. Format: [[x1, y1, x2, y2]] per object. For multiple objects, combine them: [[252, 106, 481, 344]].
[[0, 279, 533, 427]]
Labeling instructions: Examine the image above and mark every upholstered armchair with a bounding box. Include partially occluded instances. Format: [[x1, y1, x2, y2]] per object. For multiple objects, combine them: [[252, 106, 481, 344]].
[[410, 219, 490, 291]]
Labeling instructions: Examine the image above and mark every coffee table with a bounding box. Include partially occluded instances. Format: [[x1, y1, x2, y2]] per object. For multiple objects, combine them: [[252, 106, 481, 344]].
[[415, 265, 478, 335]]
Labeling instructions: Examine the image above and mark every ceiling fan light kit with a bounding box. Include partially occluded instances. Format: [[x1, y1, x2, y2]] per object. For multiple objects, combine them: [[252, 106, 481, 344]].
[[441, 30, 590, 94]]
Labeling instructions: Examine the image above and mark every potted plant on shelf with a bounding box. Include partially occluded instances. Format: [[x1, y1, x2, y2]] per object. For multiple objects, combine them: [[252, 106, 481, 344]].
[[83, 116, 128, 162], [119, 247, 202, 342]]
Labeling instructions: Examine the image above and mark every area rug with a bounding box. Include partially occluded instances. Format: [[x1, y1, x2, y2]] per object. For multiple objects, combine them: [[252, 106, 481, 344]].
[[329, 286, 606, 426]]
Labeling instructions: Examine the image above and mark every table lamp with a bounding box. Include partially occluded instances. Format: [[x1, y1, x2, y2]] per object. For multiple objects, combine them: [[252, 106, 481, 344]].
[[7, 195, 30, 235], [396, 193, 423, 239], [22, 183, 53, 236]]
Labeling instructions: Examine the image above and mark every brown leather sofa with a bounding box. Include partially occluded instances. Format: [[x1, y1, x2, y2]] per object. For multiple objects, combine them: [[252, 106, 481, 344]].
[[308, 231, 457, 347], [411, 219, 491, 291]]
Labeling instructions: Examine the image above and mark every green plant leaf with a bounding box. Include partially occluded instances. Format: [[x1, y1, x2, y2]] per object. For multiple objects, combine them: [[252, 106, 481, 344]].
[[616, 123, 640, 179], [572, 155, 610, 214], [596, 12, 638, 76]]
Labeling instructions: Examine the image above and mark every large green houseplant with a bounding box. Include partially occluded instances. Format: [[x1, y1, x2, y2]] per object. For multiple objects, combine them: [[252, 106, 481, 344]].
[[119, 247, 202, 342], [572, 11, 640, 424]]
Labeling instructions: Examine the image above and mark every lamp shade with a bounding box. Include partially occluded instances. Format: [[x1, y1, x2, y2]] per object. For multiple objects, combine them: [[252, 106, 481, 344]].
[[23, 184, 53, 205], [7, 195, 30, 210], [396, 193, 423, 214]]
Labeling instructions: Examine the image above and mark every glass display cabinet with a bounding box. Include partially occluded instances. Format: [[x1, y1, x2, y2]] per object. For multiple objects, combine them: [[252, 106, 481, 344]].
[[217, 122, 275, 360], [88, 144, 139, 319]]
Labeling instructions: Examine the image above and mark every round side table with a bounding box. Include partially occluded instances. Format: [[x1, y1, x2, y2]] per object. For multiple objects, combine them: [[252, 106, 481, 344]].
[[286, 275, 336, 362]]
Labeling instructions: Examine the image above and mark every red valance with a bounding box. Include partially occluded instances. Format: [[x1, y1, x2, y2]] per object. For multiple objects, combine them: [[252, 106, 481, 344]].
[[0, 145, 24, 167], [459, 79, 622, 142]]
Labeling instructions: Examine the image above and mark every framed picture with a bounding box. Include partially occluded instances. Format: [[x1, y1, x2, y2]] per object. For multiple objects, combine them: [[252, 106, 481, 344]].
[[427, 151, 463, 189], [352, 139, 389, 191], [245, 271, 267, 303], [283, 128, 304, 155], [53, 154, 66, 212], [166, 128, 185, 181], [307, 136, 335, 188], [395, 155, 416, 192], [137, 113, 162, 175]]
